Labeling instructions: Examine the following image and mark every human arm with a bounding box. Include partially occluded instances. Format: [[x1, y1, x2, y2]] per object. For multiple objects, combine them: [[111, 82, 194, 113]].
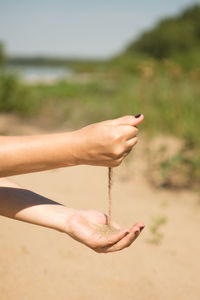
[[0, 114, 144, 177], [0, 178, 144, 253]]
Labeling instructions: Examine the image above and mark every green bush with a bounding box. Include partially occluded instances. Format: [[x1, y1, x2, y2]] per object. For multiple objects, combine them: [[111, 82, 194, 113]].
[[125, 5, 200, 69], [0, 42, 40, 116], [0, 72, 39, 116], [0, 42, 5, 68]]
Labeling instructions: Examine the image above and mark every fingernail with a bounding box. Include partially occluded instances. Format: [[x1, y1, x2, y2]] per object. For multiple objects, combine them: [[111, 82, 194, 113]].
[[135, 114, 141, 118], [122, 229, 129, 235], [140, 226, 145, 232]]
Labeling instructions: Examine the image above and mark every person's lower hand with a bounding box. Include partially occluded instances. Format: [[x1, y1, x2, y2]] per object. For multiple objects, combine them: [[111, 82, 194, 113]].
[[72, 114, 144, 167], [63, 209, 144, 253]]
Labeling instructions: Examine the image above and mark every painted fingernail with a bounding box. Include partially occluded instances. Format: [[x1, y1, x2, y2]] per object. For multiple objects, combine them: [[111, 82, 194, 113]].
[[135, 114, 141, 118], [140, 226, 145, 232], [122, 229, 129, 235]]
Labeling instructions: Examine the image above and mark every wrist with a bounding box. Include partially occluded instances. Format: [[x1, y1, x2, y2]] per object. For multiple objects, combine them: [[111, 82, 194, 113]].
[[55, 131, 82, 167], [53, 206, 77, 233], [69, 129, 87, 165]]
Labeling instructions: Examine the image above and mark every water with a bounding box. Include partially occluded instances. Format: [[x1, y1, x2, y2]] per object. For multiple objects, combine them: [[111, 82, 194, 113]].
[[6, 64, 72, 83]]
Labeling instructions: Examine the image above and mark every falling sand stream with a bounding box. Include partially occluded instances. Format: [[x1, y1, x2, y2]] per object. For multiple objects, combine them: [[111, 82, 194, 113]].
[[95, 167, 120, 237]]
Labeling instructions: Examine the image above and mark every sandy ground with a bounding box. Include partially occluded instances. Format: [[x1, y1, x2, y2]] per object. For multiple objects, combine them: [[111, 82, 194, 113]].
[[0, 117, 200, 300]]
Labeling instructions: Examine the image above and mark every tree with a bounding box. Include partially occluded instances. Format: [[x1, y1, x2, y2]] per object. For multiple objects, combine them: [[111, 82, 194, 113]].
[[125, 5, 200, 60], [0, 42, 5, 68]]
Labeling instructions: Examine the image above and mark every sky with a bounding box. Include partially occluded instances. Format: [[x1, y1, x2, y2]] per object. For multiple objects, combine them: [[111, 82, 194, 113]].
[[0, 0, 200, 59]]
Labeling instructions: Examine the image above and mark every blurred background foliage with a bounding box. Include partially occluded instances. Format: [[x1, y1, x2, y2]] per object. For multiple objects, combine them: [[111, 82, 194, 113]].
[[0, 4, 200, 189], [0, 42, 40, 115], [126, 5, 200, 69]]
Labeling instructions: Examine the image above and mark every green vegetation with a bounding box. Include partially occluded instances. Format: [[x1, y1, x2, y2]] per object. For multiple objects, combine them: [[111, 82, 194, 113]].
[[0, 5, 200, 188], [148, 216, 168, 245], [0, 42, 40, 116], [125, 5, 200, 70], [0, 73, 40, 116], [0, 42, 5, 68]]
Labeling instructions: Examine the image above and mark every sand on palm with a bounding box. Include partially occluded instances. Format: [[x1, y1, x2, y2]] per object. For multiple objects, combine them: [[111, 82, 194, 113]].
[[95, 224, 120, 237]]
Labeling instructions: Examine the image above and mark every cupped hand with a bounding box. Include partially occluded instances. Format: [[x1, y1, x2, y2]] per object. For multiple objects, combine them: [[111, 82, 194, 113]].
[[73, 114, 144, 167], [64, 209, 144, 253]]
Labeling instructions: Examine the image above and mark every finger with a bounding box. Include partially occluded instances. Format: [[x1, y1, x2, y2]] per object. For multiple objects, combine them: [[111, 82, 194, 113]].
[[126, 137, 138, 149], [110, 114, 144, 127], [104, 223, 145, 253], [105, 226, 140, 252], [122, 138, 138, 159], [130, 222, 145, 233], [123, 148, 132, 158], [95, 228, 129, 248], [119, 126, 139, 140], [135, 222, 145, 230]]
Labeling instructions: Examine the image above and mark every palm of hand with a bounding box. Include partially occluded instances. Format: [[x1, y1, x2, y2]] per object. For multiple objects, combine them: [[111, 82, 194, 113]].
[[66, 210, 144, 253]]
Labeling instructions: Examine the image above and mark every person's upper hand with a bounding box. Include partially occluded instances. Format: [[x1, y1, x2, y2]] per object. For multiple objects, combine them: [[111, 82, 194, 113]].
[[73, 114, 144, 167]]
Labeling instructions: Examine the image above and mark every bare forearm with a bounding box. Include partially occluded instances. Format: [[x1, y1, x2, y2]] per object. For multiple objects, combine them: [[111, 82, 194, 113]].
[[0, 115, 144, 177], [0, 179, 144, 253], [0, 132, 78, 177], [0, 178, 73, 231]]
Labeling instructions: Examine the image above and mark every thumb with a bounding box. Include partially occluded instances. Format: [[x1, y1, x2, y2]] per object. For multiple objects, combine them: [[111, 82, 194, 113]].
[[111, 114, 144, 126]]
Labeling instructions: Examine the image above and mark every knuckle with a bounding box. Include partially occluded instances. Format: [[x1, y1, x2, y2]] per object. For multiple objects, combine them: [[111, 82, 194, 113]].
[[134, 127, 139, 135], [109, 155, 123, 167], [112, 148, 123, 159], [134, 137, 139, 144], [113, 158, 123, 167], [110, 130, 121, 142], [131, 137, 138, 146]]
